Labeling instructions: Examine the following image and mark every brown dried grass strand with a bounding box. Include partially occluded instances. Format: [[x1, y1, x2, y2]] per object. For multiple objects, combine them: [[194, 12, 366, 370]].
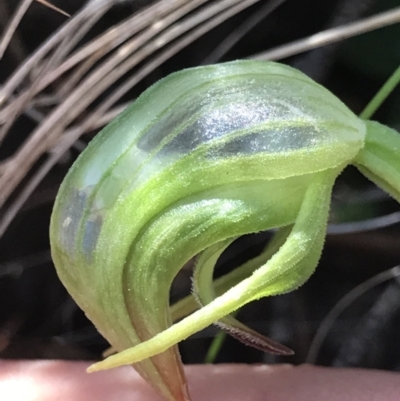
[[0, 0, 33, 60], [35, 0, 70, 17], [252, 5, 400, 61], [202, 0, 287, 64], [0, 0, 113, 106]]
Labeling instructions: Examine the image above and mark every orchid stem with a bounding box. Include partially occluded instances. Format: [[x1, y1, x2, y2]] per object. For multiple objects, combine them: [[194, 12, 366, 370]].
[[360, 64, 400, 120]]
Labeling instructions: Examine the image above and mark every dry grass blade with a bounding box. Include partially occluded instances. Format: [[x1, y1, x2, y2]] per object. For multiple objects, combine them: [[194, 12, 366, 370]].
[[202, 0, 287, 64], [35, 0, 70, 17], [0, 0, 201, 135], [328, 212, 400, 235], [253, 5, 400, 60], [0, 0, 114, 107], [11, 0, 190, 101], [0, 0, 33, 60], [0, 6, 108, 143], [306, 266, 400, 364]]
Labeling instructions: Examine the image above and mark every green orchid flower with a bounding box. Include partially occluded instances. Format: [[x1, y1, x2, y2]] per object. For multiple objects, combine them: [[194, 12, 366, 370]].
[[50, 60, 400, 401]]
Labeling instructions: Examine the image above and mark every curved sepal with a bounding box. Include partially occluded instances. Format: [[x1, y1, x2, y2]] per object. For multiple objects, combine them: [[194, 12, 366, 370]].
[[87, 168, 339, 372]]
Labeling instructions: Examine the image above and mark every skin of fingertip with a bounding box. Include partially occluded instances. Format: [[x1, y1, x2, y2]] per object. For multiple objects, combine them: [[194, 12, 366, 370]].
[[1, 361, 400, 401]]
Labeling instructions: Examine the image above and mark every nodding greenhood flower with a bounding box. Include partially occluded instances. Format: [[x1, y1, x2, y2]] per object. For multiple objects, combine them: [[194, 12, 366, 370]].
[[50, 60, 400, 401]]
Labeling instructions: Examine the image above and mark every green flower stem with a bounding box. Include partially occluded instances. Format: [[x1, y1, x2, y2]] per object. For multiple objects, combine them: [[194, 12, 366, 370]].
[[204, 326, 230, 364], [359, 64, 400, 120], [355, 120, 400, 202]]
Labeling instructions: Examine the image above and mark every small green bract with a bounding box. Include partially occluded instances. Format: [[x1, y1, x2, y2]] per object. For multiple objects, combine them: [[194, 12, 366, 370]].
[[50, 60, 400, 401]]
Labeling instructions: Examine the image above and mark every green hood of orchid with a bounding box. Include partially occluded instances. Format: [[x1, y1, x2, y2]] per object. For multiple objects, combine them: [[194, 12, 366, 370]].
[[50, 60, 400, 401]]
